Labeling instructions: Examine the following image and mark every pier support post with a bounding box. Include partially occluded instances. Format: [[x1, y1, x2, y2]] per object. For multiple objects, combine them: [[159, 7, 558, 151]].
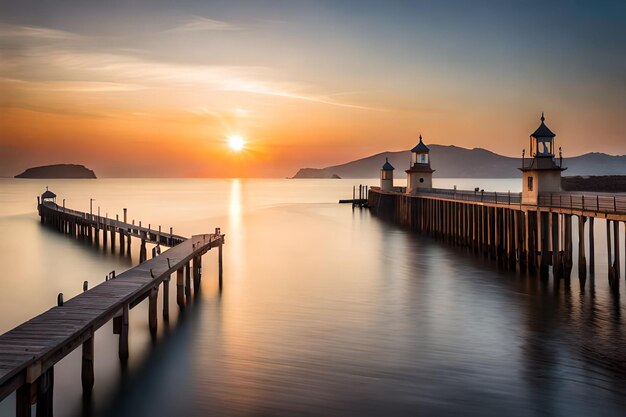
[[149, 287, 158, 337], [119, 304, 129, 363], [140, 233, 147, 263], [614, 220, 621, 281], [16, 383, 32, 417], [578, 216, 587, 281], [192, 256, 200, 295], [176, 268, 184, 308], [82, 335, 94, 394], [110, 227, 116, 252], [607, 220, 616, 288], [563, 214, 573, 279], [219, 235, 223, 289], [119, 229, 125, 254], [552, 212, 561, 279], [185, 263, 192, 303], [540, 211, 550, 279], [36, 367, 54, 417], [589, 217, 595, 274], [163, 277, 170, 322]]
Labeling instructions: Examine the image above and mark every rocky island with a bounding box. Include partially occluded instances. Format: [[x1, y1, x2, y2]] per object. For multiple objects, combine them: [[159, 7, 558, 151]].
[[15, 164, 97, 179]]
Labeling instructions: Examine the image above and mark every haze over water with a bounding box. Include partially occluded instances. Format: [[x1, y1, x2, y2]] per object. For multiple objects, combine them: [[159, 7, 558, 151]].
[[1, 178, 625, 417]]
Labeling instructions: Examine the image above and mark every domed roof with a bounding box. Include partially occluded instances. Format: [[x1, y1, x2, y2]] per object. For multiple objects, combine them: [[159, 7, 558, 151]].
[[382, 157, 394, 170], [531, 113, 556, 138], [411, 134, 430, 153], [42, 189, 56, 199]]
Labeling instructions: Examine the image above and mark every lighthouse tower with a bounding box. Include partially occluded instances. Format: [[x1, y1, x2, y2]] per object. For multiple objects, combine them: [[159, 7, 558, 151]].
[[380, 158, 394, 192], [520, 113, 566, 205], [406, 135, 435, 194]]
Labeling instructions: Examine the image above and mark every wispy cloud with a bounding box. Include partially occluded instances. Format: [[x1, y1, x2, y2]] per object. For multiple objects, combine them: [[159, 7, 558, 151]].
[[0, 24, 80, 40], [164, 16, 241, 33]]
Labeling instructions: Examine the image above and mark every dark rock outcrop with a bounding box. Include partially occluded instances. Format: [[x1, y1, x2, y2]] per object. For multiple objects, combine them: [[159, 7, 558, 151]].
[[15, 164, 97, 179]]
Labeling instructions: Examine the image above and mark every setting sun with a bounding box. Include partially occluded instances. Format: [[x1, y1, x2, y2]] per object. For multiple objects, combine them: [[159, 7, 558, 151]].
[[228, 135, 245, 152]]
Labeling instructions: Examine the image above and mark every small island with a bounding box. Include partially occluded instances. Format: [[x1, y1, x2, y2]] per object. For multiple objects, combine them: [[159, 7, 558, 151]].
[[15, 164, 97, 179], [292, 168, 341, 179]]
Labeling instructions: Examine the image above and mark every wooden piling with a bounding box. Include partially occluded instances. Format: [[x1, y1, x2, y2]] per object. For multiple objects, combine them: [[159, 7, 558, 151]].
[[36, 367, 53, 417], [540, 211, 550, 279], [119, 304, 129, 362], [578, 216, 587, 280], [551, 212, 561, 279], [589, 217, 595, 274], [16, 382, 32, 417], [81, 335, 94, 394], [614, 220, 621, 281], [176, 268, 184, 308], [607, 220, 615, 286], [163, 277, 170, 322], [185, 263, 192, 303], [149, 287, 158, 336]]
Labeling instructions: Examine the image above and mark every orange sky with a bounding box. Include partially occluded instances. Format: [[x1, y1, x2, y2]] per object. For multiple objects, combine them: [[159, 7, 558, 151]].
[[1, 1, 624, 177]]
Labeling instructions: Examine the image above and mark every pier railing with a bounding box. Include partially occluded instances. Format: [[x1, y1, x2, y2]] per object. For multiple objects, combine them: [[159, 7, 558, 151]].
[[538, 193, 626, 214], [416, 187, 523, 205]]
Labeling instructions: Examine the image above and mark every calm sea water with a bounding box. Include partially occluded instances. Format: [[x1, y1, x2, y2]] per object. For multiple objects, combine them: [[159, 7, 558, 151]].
[[0, 178, 625, 417]]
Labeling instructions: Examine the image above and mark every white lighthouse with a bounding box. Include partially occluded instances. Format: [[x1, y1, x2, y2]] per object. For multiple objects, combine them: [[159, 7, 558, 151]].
[[520, 113, 566, 205], [380, 158, 394, 192], [406, 135, 435, 194]]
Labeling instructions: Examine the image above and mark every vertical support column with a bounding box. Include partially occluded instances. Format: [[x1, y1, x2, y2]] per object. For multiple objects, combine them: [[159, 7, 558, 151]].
[[185, 262, 192, 303], [578, 216, 587, 280], [16, 382, 32, 417], [176, 268, 185, 308], [614, 220, 621, 281], [36, 367, 54, 417], [110, 226, 116, 252], [540, 211, 550, 279], [219, 235, 224, 289], [551, 212, 561, 279], [192, 256, 200, 294], [607, 220, 615, 287], [563, 214, 573, 279], [82, 334, 94, 394], [149, 286, 158, 337], [589, 217, 595, 274], [119, 228, 125, 254], [508, 210, 516, 270], [140, 233, 147, 263], [163, 277, 170, 322], [119, 304, 129, 363]]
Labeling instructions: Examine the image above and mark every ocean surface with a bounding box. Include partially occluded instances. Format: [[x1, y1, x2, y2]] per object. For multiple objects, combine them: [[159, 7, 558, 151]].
[[0, 178, 625, 417]]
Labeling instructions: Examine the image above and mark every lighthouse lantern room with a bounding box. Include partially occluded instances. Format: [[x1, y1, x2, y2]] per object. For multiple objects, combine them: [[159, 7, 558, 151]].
[[520, 113, 566, 205], [406, 135, 435, 194]]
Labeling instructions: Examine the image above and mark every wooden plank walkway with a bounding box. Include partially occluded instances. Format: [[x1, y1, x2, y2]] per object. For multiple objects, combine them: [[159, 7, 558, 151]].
[[0, 232, 223, 403], [41, 201, 187, 246]]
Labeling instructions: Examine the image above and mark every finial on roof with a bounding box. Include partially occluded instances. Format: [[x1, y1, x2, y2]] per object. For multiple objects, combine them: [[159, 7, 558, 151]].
[[46, 186, 48, 191], [386, 157, 388, 162], [419, 134, 423, 142], [541, 112, 545, 122]]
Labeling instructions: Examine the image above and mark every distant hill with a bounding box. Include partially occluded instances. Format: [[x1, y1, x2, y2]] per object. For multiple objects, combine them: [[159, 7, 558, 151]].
[[15, 164, 97, 179], [293, 145, 626, 178]]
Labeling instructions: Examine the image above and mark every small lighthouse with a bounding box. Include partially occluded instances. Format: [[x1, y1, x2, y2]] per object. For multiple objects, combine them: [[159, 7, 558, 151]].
[[406, 135, 435, 194], [380, 158, 394, 192], [520, 113, 566, 204]]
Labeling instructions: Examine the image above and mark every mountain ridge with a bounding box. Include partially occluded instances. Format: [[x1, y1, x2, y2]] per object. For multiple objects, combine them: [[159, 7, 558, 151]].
[[293, 145, 625, 179]]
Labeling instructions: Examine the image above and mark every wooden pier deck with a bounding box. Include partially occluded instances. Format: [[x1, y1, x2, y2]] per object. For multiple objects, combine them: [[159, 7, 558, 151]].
[[368, 187, 626, 284], [0, 193, 225, 416]]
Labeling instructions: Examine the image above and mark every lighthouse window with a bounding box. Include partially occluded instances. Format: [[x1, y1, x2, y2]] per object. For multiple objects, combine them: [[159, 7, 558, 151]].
[[420, 178, 424, 183], [527, 176, 533, 191]]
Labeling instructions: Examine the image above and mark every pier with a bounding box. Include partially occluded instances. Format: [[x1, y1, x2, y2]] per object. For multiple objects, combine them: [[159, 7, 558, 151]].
[[0, 192, 225, 417], [365, 116, 626, 285], [369, 187, 625, 283]]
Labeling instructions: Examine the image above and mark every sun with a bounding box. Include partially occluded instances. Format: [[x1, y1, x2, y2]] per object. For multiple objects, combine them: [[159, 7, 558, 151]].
[[228, 135, 245, 152]]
